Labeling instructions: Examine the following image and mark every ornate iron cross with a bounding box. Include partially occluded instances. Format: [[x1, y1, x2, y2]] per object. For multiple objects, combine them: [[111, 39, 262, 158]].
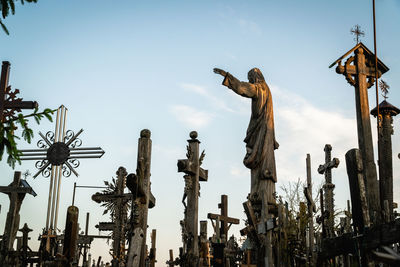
[[350, 24, 365, 44], [19, 105, 105, 233]]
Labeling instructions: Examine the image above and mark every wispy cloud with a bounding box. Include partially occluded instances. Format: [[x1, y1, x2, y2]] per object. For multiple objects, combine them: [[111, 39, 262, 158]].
[[180, 83, 234, 113], [169, 105, 214, 129], [270, 85, 358, 189]]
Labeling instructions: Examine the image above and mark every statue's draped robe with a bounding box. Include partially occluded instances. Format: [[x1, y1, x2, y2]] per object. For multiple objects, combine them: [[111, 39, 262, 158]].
[[222, 73, 278, 203]]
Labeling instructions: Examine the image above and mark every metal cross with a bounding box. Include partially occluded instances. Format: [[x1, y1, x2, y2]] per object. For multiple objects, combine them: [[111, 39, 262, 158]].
[[350, 24, 365, 44], [19, 105, 105, 234]]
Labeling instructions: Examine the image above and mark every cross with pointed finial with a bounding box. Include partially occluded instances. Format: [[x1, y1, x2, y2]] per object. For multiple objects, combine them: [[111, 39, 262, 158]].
[[379, 80, 390, 100], [350, 24, 365, 43]]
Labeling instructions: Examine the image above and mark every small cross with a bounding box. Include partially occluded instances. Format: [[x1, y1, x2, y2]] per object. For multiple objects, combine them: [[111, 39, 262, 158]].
[[350, 24, 365, 44], [379, 80, 390, 100]]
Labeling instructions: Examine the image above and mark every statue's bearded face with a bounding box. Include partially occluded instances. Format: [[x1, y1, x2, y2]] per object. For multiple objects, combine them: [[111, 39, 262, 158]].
[[248, 68, 265, 84]]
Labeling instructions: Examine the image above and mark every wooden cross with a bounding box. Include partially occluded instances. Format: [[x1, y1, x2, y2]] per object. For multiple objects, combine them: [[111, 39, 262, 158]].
[[318, 144, 339, 238], [177, 131, 208, 267], [125, 129, 156, 267], [207, 195, 240, 241], [18, 223, 33, 266], [0, 61, 37, 122], [331, 42, 388, 225], [303, 154, 316, 265], [0, 171, 36, 253], [92, 167, 129, 267], [350, 24, 365, 44]]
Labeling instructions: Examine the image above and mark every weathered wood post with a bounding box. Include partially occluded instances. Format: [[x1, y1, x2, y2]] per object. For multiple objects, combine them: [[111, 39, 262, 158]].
[[63, 205, 79, 264], [318, 144, 339, 238], [371, 99, 399, 222], [149, 229, 156, 267], [304, 154, 316, 266], [331, 42, 389, 225], [0, 171, 36, 263], [345, 148, 372, 266], [125, 129, 155, 267], [178, 131, 208, 267]]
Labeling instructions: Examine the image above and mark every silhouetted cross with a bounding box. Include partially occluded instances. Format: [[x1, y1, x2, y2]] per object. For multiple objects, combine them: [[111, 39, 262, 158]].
[[351, 24, 365, 44]]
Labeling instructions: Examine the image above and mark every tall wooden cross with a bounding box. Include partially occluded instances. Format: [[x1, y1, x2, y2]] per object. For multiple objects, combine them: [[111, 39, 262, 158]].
[[0, 61, 37, 122], [125, 129, 156, 267], [303, 154, 316, 265], [330, 42, 389, 225], [177, 131, 208, 267], [0, 171, 36, 256], [92, 167, 129, 267], [207, 195, 240, 242], [318, 144, 339, 238]]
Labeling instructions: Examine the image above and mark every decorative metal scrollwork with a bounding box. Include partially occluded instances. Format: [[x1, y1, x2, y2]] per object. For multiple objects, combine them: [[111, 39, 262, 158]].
[[70, 138, 82, 148], [46, 131, 55, 143], [64, 130, 75, 143], [68, 159, 80, 169], [37, 139, 48, 149], [62, 164, 72, 177]]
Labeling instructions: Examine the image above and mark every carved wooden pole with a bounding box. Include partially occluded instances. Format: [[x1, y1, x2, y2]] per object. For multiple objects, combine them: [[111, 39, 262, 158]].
[[136, 129, 152, 267], [177, 131, 208, 267], [186, 131, 200, 266], [345, 148, 372, 266], [150, 229, 156, 267], [304, 154, 316, 265], [318, 144, 339, 238], [371, 100, 399, 221]]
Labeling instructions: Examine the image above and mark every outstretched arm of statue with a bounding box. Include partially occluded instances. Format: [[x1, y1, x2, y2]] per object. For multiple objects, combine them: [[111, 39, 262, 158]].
[[213, 68, 256, 98]]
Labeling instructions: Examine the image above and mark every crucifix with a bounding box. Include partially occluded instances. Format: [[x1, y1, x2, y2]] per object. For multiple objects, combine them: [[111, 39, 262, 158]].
[[177, 131, 208, 267], [350, 25, 365, 44], [0, 61, 37, 122], [92, 167, 130, 267], [0, 171, 36, 260], [330, 42, 389, 225], [303, 154, 316, 265], [125, 129, 156, 267], [208, 195, 240, 242], [318, 144, 339, 238], [19, 105, 105, 243], [370, 82, 400, 222], [208, 195, 239, 267]]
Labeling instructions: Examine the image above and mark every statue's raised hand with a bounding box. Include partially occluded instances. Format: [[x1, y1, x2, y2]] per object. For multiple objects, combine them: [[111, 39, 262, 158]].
[[213, 68, 227, 77]]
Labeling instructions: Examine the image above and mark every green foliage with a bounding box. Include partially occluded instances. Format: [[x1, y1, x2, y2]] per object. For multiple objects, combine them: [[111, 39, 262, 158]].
[[0, 107, 53, 168], [0, 0, 38, 35]]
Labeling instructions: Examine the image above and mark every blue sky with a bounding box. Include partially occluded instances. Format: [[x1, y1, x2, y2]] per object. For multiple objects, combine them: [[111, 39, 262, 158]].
[[1, 0, 399, 265]]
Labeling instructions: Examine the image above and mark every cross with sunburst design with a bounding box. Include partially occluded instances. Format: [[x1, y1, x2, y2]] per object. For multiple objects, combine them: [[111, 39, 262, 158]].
[[19, 105, 105, 233]]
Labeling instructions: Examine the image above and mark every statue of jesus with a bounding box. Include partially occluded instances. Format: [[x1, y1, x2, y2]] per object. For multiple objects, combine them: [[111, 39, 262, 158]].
[[214, 67, 279, 204]]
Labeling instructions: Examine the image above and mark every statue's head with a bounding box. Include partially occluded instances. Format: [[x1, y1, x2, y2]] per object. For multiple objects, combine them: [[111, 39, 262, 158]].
[[248, 68, 265, 83]]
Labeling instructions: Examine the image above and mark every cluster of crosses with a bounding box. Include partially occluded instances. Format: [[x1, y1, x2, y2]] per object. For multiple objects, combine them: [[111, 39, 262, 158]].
[[0, 28, 400, 267]]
